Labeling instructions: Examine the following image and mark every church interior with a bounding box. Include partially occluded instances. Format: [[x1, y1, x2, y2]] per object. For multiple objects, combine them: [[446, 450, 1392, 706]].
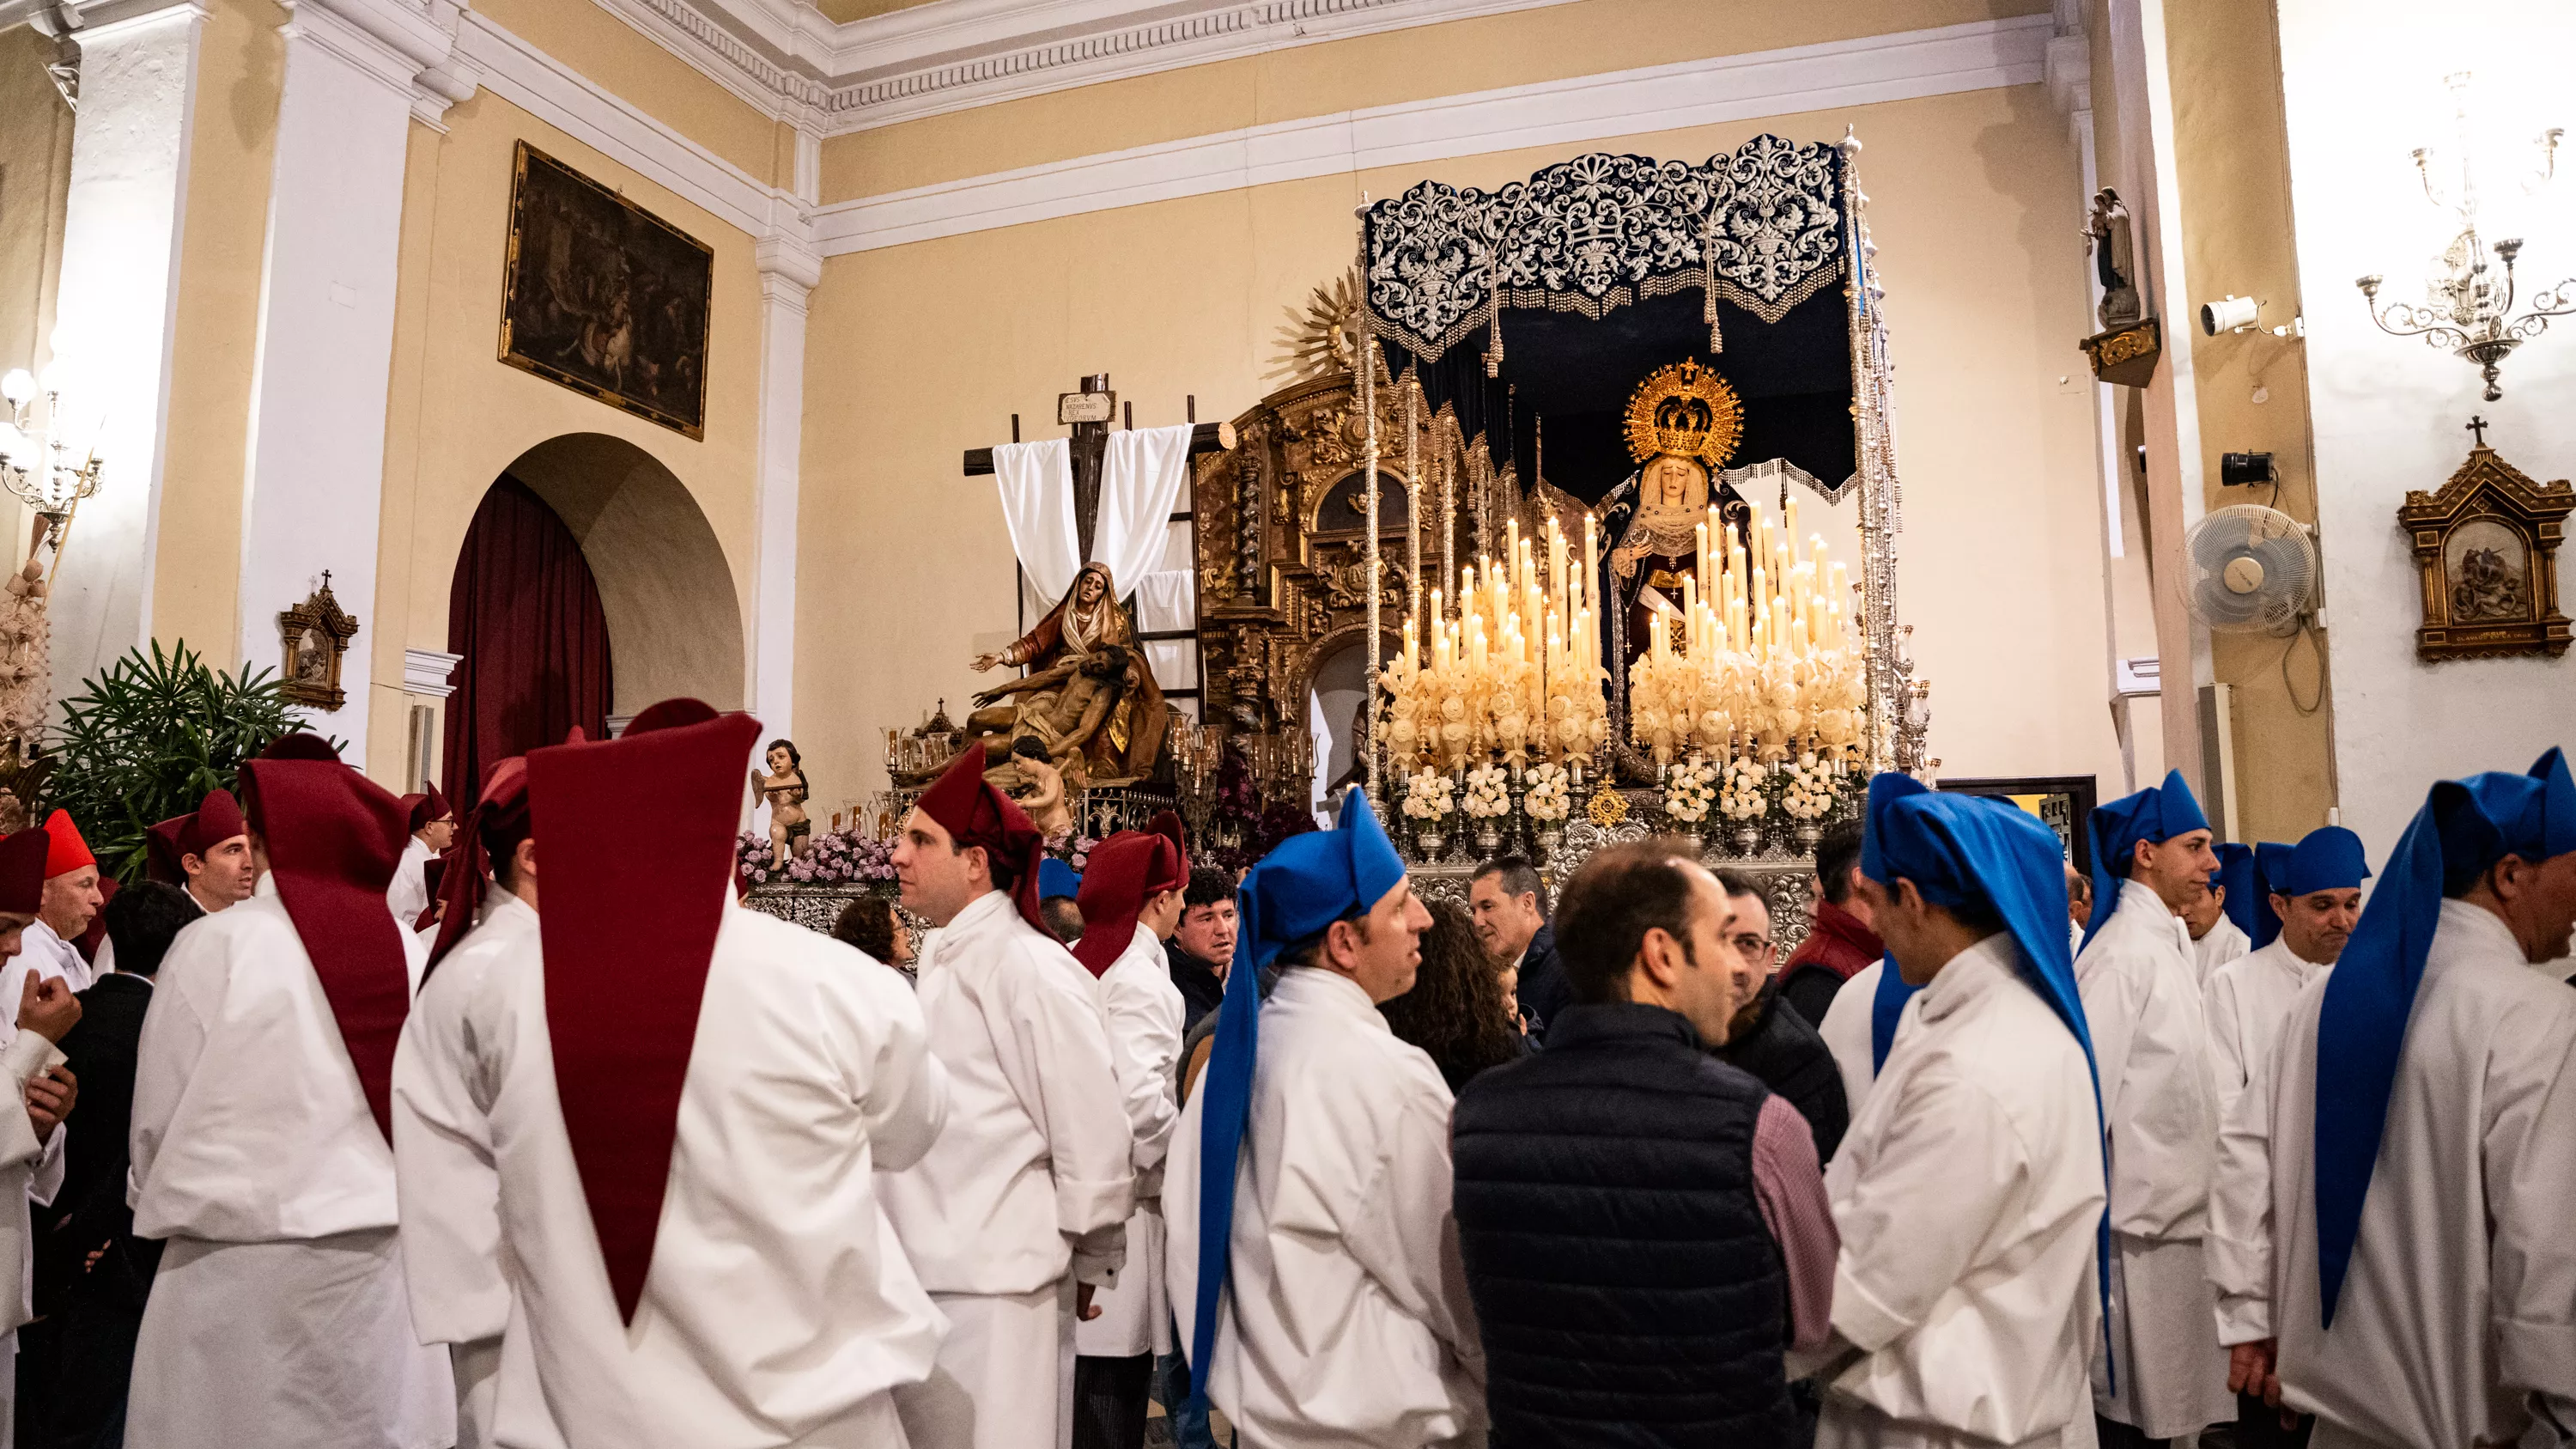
[[1, 0, 2570, 904]]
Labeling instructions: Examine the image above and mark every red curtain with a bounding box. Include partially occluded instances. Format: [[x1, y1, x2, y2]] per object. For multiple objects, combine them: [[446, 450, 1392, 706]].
[[443, 475, 613, 804]]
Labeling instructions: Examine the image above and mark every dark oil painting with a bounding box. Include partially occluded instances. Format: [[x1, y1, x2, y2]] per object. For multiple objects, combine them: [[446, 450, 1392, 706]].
[[500, 141, 713, 438]]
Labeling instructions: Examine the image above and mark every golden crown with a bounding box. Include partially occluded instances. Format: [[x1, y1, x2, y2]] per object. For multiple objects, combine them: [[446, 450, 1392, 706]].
[[1622, 359, 1744, 470]]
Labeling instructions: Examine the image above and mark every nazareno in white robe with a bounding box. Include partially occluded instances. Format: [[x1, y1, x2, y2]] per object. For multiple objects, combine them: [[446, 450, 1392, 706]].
[[391, 890, 540, 1449], [400, 894, 953, 1449], [387, 835, 435, 933], [1076, 922, 1185, 1361], [126, 875, 456, 1449], [2073, 879, 2232, 1438], [1805, 935, 2105, 1449], [1164, 967, 1485, 1449], [878, 888, 1133, 1449], [2191, 914, 2251, 988], [2208, 900, 2576, 1449]]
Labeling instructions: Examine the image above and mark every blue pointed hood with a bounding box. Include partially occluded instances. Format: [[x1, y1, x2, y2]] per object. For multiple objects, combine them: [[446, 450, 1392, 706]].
[[1184, 787, 1406, 1406], [2312, 747, 2573, 1325], [2081, 769, 2209, 951]]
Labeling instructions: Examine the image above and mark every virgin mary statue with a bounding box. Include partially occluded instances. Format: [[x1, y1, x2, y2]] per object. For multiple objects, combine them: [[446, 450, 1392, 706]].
[[963, 562, 1169, 783], [1595, 359, 1748, 680]]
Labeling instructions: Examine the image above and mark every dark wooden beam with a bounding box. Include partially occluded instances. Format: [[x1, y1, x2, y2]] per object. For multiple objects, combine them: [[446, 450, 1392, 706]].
[[962, 419, 1236, 477]]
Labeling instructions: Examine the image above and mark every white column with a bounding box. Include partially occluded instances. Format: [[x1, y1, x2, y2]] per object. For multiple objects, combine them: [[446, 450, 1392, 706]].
[[234, 0, 455, 770], [748, 234, 819, 739], [46, 1, 205, 705]]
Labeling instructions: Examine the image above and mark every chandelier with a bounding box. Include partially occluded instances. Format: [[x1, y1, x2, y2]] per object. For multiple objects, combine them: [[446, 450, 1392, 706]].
[[0, 364, 104, 553], [2357, 72, 2572, 401]]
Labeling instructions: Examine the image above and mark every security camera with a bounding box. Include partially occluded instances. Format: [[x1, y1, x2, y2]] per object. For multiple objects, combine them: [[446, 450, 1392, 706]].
[[2201, 295, 2262, 335]]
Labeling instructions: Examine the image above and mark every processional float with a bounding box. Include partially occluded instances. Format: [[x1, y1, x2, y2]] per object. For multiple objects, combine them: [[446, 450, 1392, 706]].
[[1192, 131, 1931, 903]]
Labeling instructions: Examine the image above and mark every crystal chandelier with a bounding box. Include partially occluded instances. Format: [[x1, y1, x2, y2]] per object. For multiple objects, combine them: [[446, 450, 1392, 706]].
[[0, 364, 104, 556], [2357, 73, 2572, 402]]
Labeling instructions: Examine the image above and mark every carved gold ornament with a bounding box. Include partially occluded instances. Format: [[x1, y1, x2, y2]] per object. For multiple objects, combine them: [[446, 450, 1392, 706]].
[[1587, 788, 1631, 828], [1623, 359, 1744, 470]]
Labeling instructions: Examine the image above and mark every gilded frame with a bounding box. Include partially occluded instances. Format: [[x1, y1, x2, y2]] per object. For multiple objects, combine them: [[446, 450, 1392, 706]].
[[498, 140, 714, 440], [2399, 443, 2573, 661]]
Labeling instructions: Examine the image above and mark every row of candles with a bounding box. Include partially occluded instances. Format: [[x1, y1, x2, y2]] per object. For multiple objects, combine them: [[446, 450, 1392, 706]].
[[1385, 514, 1613, 770], [1628, 491, 1869, 765]]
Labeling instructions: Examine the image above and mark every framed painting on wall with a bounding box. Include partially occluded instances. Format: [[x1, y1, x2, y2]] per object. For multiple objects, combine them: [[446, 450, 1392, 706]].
[[499, 140, 714, 439], [1935, 774, 2099, 870]]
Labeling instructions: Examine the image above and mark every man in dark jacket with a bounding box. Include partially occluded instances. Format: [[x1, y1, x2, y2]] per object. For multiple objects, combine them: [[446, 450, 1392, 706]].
[[1713, 871, 1850, 1163], [1470, 856, 1571, 1040], [1165, 867, 1235, 1031], [37, 880, 193, 1449], [1452, 840, 1836, 1449], [1777, 819, 1882, 1030]]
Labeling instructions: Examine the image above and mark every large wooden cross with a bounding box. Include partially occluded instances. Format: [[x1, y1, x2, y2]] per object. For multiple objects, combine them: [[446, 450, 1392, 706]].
[[962, 373, 1233, 560]]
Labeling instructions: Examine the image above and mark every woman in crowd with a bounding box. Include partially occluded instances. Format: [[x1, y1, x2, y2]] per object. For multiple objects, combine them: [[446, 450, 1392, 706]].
[[1381, 898, 1530, 1093]]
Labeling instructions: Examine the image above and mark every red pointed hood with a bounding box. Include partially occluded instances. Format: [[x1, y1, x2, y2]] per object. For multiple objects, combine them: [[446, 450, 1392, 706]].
[[236, 735, 411, 1142], [1072, 813, 1188, 977], [915, 747, 1048, 934], [530, 697, 761, 1324]]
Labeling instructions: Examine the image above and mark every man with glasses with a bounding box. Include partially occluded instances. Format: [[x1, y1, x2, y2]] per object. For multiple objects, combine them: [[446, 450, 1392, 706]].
[[1710, 872, 1848, 1163]]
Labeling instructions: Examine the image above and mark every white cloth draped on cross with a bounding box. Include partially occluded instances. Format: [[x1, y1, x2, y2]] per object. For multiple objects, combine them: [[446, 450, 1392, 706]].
[[992, 424, 1195, 609]]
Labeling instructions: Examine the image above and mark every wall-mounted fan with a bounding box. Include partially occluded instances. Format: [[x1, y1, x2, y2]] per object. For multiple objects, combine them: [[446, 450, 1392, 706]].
[[2184, 503, 2318, 634]]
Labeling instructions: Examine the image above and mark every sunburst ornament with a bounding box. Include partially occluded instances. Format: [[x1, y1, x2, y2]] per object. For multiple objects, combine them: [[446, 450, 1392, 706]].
[[1622, 359, 1744, 471], [1271, 269, 1364, 383]]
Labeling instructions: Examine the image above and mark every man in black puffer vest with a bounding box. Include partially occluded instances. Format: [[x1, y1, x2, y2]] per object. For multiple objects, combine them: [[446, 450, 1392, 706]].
[[1453, 839, 1838, 1449]]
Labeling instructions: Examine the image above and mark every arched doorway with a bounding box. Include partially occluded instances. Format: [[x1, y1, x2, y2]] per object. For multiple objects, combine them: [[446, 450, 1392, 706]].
[[443, 433, 743, 798]]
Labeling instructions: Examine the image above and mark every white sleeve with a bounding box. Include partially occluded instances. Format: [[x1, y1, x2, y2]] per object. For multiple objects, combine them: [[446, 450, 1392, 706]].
[[1829, 1067, 2027, 1354], [128, 945, 216, 1209], [2206, 1006, 2276, 1345], [0, 1032, 51, 1173], [1101, 962, 1183, 1181], [2482, 1002, 2576, 1422], [849, 969, 949, 1175], [990, 955, 1133, 1284], [2077, 947, 2146, 1142], [1327, 1074, 1483, 1386], [390, 972, 510, 1348]]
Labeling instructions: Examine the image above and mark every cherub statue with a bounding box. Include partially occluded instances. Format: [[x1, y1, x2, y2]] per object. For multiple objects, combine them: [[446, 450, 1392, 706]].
[[998, 736, 1075, 837], [750, 737, 809, 868]]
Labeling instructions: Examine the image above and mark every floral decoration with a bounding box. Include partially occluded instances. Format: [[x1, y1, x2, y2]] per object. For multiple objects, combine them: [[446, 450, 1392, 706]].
[[1461, 764, 1510, 819], [1402, 767, 1456, 822], [1523, 763, 1571, 822], [1782, 752, 1838, 821], [1663, 757, 1719, 824], [1718, 757, 1770, 823]]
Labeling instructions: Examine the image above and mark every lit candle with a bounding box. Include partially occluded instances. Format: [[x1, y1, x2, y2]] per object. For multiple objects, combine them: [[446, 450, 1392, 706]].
[[1785, 494, 1799, 555]]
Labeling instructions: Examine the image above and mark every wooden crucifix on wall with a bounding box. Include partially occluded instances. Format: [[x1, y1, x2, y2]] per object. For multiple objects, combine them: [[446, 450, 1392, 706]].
[[960, 373, 1234, 559]]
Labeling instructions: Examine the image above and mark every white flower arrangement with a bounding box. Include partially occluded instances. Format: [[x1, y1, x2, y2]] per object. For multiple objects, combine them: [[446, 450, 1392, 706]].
[[1462, 764, 1511, 819], [1401, 768, 1456, 822], [1523, 763, 1571, 822], [1782, 752, 1838, 820], [1719, 757, 1770, 822], [1663, 756, 1720, 824]]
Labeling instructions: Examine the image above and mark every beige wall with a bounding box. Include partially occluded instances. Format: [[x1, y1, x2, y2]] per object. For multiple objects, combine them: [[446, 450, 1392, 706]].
[[471, 0, 791, 188], [150, 0, 287, 659], [366, 83, 769, 772], [0, 27, 70, 560], [2161, 0, 2336, 842], [821, 0, 2049, 201], [800, 81, 2125, 808]]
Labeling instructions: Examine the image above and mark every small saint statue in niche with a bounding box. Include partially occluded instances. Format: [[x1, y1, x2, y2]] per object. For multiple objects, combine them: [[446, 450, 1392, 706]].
[[750, 737, 810, 868], [2087, 188, 2143, 331]]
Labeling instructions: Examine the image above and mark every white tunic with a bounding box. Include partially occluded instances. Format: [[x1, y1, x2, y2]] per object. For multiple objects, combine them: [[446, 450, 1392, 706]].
[[126, 875, 455, 1449], [1164, 967, 1485, 1449], [878, 888, 1133, 1295], [2208, 900, 2576, 1449], [388, 835, 434, 931], [1817, 959, 1922, 1122], [392, 891, 539, 1449], [2073, 880, 2230, 1436], [1077, 922, 1185, 1360], [2191, 915, 2250, 987], [9, 919, 89, 1002], [1808, 935, 2105, 1449], [410, 897, 954, 1448]]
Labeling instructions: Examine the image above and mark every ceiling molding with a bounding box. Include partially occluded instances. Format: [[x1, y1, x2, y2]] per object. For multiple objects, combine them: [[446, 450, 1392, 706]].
[[456, 9, 807, 240], [814, 14, 2052, 254], [588, 0, 1588, 137]]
